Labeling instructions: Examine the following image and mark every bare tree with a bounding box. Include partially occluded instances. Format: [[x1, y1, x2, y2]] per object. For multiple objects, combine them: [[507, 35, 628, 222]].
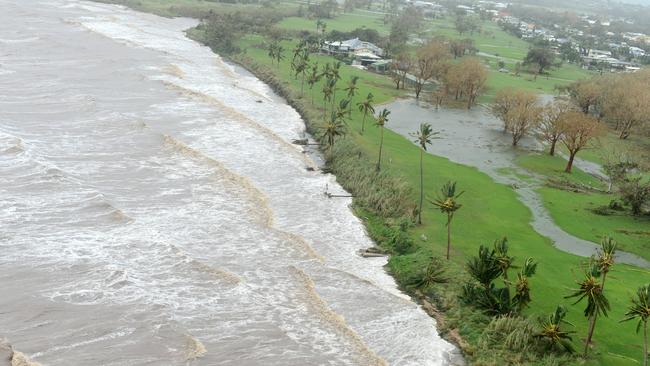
[[413, 39, 450, 99], [560, 111, 606, 173], [457, 57, 487, 109], [492, 88, 542, 146], [390, 52, 412, 90], [567, 78, 605, 114], [540, 100, 573, 156], [602, 79, 650, 139]]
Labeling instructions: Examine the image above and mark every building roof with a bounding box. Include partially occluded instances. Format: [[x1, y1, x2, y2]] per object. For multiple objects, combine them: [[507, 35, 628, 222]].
[[324, 38, 383, 56]]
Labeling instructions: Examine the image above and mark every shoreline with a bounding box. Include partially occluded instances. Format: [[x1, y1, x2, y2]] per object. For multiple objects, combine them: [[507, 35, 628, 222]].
[[221, 52, 469, 363]]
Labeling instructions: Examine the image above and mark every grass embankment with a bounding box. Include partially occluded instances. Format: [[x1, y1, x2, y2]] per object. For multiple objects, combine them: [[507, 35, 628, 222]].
[[92, 1, 649, 364], [230, 35, 648, 365], [518, 153, 650, 262]]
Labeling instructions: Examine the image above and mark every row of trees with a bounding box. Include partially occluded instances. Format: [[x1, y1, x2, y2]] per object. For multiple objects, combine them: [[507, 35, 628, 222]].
[[566, 70, 650, 140], [391, 39, 488, 109], [491, 88, 606, 173]]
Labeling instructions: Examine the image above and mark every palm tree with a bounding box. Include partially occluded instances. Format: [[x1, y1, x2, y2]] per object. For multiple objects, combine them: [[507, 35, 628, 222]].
[[594, 236, 617, 287], [583, 236, 617, 353], [412, 261, 447, 291], [275, 45, 285, 65], [565, 264, 611, 356], [267, 42, 277, 65], [344, 76, 359, 116], [357, 93, 375, 134], [375, 108, 390, 171], [330, 62, 342, 108], [512, 257, 537, 313], [322, 79, 335, 118], [335, 99, 351, 125], [430, 181, 464, 260], [319, 112, 346, 158], [410, 123, 439, 224], [307, 62, 321, 104], [535, 305, 575, 353], [493, 237, 515, 291], [621, 284, 650, 366]]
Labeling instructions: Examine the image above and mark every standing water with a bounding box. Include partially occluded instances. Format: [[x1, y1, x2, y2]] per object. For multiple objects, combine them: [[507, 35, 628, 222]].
[[0, 1, 461, 365]]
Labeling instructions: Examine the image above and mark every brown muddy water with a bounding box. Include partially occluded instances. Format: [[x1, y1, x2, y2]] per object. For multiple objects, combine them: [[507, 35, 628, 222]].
[[0, 1, 462, 365], [384, 99, 649, 269]]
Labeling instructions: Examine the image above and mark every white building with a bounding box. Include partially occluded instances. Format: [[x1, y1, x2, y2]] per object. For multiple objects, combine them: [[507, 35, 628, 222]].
[[629, 46, 646, 57]]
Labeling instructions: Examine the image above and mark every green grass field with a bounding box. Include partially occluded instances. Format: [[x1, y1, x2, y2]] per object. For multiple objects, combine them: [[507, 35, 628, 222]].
[[278, 12, 392, 35], [518, 153, 650, 261]]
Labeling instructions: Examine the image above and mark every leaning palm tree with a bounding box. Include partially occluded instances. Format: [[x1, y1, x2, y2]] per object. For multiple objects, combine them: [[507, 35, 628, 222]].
[[410, 123, 439, 224], [565, 264, 611, 356], [430, 181, 464, 260], [621, 284, 650, 366], [356, 93, 375, 134], [535, 305, 576, 353], [375, 108, 390, 171], [319, 112, 346, 158]]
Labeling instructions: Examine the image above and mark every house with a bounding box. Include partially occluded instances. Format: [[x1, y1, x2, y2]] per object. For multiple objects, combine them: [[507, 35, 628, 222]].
[[588, 49, 612, 58], [323, 38, 384, 58]]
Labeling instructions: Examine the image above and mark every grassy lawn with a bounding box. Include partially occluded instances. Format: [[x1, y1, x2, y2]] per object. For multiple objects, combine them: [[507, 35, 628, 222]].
[[518, 153, 650, 261], [517, 153, 606, 189], [278, 12, 391, 35], [239, 35, 650, 365]]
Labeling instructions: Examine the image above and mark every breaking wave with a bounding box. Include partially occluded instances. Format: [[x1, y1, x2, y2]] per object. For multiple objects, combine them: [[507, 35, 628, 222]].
[[170, 244, 241, 285], [290, 266, 388, 366], [159, 81, 317, 171], [162, 134, 322, 261]]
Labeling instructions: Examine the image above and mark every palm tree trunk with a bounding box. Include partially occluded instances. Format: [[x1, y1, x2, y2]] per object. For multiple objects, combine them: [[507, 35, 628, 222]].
[[418, 149, 423, 225], [643, 321, 648, 366], [446, 216, 452, 260], [361, 112, 367, 133], [376, 127, 384, 171], [584, 313, 597, 355]]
